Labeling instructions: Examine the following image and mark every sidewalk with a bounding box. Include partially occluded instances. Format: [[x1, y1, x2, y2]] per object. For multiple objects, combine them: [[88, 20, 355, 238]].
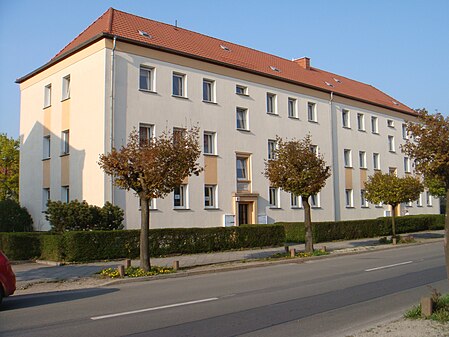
[[12, 230, 445, 288]]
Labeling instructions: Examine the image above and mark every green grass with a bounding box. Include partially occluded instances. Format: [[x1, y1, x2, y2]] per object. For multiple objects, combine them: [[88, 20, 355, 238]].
[[269, 249, 329, 260], [404, 292, 449, 323]]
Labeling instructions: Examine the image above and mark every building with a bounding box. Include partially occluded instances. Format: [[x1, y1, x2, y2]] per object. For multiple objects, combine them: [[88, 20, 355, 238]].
[[17, 8, 438, 230]]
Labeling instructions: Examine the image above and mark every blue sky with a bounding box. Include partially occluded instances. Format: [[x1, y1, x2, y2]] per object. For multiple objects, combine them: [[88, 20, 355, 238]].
[[1, 0, 448, 138]]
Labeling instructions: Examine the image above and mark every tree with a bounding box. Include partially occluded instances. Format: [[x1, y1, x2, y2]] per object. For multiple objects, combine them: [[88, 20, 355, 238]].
[[401, 109, 449, 278], [0, 134, 19, 201], [364, 172, 423, 243], [0, 199, 33, 232], [264, 135, 331, 253], [98, 127, 202, 271]]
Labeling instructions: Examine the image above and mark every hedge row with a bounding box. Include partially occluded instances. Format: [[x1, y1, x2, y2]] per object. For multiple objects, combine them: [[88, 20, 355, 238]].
[[0, 225, 285, 262], [279, 214, 445, 243]]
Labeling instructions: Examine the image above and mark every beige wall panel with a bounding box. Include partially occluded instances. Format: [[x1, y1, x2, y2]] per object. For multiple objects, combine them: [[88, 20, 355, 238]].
[[61, 155, 70, 186], [204, 155, 218, 184], [42, 160, 50, 188], [360, 170, 367, 189], [61, 100, 70, 130], [345, 168, 353, 189], [43, 108, 51, 136]]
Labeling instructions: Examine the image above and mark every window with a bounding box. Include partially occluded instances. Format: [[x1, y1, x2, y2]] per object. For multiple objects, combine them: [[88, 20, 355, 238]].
[[203, 79, 215, 102], [61, 186, 69, 203], [288, 98, 297, 118], [266, 93, 276, 114], [236, 107, 248, 130], [344, 149, 352, 168], [417, 193, 423, 207], [361, 190, 368, 207], [406, 201, 413, 207], [371, 116, 379, 134], [345, 189, 353, 207], [139, 124, 154, 145], [402, 123, 408, 139], [236, 85, 247, 95], [310, 193, 320, 208], [139, 66, 154, 91], [236, 155, 250, 191], [404, 157, 411, 173], [43, 135, 50, 159], [359, 151, 367, 169], [357, 113, 365, 131], [172, 73, 185, 97], [389, 167, 397, 176], [269, 187, 279, 208], [44, 84, 51, 108], [426, 192, 432, 206], [387, 119, 394, 128], [61, 130, 69, 155], [173, 127, 186, 145], [203, 131, 216, 155], [342, 109, 350, 128], [268, 139, 277, 160], [174, 185, 188, 208], [139, 197, 157, 210], [62, 75, 70, 100], [42, 188, 50, 211], [308, 102, 317, 122], [204, 185, 217, 208], [373, 153, 380, 170], [310, 145, 318, 156], [388, 135, 395, 152], [291, 194, 302, 208]]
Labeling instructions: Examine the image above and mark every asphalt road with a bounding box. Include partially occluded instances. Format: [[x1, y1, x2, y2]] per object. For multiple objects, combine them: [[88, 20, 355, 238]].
[[1, 242, 447, 337]]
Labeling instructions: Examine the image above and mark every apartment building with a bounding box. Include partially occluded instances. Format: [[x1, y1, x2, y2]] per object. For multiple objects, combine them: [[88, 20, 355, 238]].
[[17, 8, 438, 230]]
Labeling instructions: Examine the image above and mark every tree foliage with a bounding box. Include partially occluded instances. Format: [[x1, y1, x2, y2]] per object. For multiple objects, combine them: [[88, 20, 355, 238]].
[[98, 127, 202, 270], [0, 134, 19, 201], [264, 135, 331, 252], [0, 199, 33, 232]]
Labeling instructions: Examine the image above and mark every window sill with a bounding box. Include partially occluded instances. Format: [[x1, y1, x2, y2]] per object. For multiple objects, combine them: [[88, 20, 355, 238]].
[[358, 129, 366, 132], [372, 132, 380, 135], [291, 206, 303, 209], [361, 206, 369, 208], [42, 157, 51, 161], [344, 166, 353, 169], [308, 120, 318, 124], [311, 206, 321, 209], [389, 150, 396, 153], [346, 206, 355, 209], [61, 97, 71, 102], [204, 207, 219, 210], [203, 153, 218, 157], [360, 167, 368, 170], [139, 89, 157, 94], [236, 128, 250, 132], [236, 93, 249, 97], [174, 207, 190, 210], [43, 105, 51, 110], [288, 116, 299, 120], [417, 205, 423, 207], [202, 100, 217, 105], [342, 126, 351, 129], [267, 112, 279, 116], [374, 168, 381, 171], [172, 95, 188, 99], [269, 206, 281, 209], [60, 153, 70, 157]]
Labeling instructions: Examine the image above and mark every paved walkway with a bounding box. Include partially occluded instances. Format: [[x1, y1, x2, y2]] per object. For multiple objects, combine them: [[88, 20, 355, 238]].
[[12, 230, 445, 287]]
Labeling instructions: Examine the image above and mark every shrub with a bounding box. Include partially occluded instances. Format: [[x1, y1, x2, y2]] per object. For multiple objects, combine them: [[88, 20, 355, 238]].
[[40, 234, 65, 261], [0, 199, 33, 232], [46, 200, 124, 232], [0, 232, 42, 260]]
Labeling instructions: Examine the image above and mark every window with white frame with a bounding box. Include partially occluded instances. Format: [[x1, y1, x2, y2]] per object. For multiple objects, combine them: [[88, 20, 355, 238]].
[[291, 194, 302, 208], [371, 116, 379, 134], [310, 145, 318, 156], [268, 187, 279, 208], [62, 75, 70, 100], [402, 123, 408, 139], [389, 167, 397, 176], [204, 185, 217, 208], [361, 190, 368, 207], [268, 139, 277, 160], [236, 85, 247, 95], [236, 155, 250, 192], [139, 124, 154, 145], [42, 188, 50, 211], [310, 193, 320, 208], [43, 135, 50, 159], [203, 79, 215, 102], [173, 184, 188, 208], [387, 119, 394, 128], [44, 84, 51, 108], [308, 102, 317, 122], [342, 109, 350, 128], [357, 113, 365, 131], [417, 193, 423, 207], [406, 200, 413, 207], [138, 197, 157, 210], [404, 157, 411, 173], [172, 73, 185, 97], [266, 93, 276, 114], [173, 127, 186, 146], [203, 131, 216, 155], [236, 107, 248, 130], [61, 186, 69, 203], [359, 151, 367, 169], [139, 66, 154, 91], [288, 98, 297, 118], [388, 135, 395, 152], [61, 130, 69, 155], [373, 152, 380, 170], [344, 149, 352, 167], [345, 189, 354, 207], [426, 191, 432, 206]]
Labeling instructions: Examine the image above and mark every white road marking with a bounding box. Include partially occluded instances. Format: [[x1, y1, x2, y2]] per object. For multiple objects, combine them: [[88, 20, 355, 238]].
[[91, 297, 219, 320], [365, 261, 413, 272]]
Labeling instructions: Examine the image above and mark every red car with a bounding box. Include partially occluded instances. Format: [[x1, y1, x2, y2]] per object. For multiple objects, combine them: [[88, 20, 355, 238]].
[[0, 251, 16, 304]]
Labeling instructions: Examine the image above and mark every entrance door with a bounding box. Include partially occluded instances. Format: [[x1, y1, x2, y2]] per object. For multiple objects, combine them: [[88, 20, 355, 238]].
[[238, 203, 249, 225]]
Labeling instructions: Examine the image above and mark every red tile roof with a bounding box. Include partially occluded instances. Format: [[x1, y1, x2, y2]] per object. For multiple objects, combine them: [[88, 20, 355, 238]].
[[19, 8, 415, 115]]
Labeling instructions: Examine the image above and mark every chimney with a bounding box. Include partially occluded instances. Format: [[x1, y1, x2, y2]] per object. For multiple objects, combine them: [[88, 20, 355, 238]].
[[294, 57, 310, 70]]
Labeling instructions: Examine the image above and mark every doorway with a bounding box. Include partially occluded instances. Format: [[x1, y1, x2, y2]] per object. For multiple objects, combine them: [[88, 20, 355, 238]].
[[238, 203, 249, 225]]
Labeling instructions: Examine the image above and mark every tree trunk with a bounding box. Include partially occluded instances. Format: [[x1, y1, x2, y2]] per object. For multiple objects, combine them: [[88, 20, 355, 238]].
[[391, 204, 397, 245], [445, 189, 449, 283], [303, 197, 314, 253], [140, 197, 151, 271]]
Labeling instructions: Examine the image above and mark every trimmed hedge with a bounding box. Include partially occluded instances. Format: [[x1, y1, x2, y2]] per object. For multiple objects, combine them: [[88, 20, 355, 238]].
[[279, 214, 445, 243], [0, 233, 43, 260]]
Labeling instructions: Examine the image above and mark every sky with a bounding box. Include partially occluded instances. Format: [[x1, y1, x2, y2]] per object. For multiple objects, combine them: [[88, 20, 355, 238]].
[[1, 0, 448, 138]]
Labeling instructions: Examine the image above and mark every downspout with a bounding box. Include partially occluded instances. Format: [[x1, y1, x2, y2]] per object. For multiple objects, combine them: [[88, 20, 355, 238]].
[[329, 91, 341, 221], [110, 36, 117, 205]]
